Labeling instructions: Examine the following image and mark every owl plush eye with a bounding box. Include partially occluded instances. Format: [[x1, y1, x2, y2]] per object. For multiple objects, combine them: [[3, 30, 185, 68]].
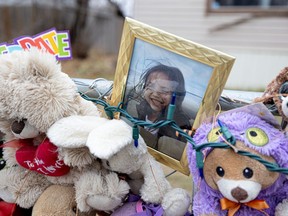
[[246, 127, 268, 146], [207, 127, 222, 142]]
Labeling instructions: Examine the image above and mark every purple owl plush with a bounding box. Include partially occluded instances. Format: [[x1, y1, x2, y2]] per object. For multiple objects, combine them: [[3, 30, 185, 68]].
[[187, 103, 288, 216]]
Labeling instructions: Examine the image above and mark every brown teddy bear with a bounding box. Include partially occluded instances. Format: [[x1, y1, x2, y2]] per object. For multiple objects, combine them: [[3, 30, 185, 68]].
[[187, 103, 288, 215]]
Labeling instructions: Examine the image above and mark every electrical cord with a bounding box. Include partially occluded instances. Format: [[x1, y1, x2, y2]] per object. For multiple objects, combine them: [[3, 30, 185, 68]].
[[80, 93, 288, 175]]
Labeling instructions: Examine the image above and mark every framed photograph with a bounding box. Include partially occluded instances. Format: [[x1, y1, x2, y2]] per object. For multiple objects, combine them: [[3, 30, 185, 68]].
[[109, 17, 235, 175]]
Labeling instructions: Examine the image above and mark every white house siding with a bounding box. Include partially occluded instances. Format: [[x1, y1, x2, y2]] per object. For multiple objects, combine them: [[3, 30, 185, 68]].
[[133, 0, 288, 91]]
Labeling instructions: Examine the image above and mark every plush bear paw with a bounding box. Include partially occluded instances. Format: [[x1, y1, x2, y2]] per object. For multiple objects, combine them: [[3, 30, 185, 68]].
[[161, 188, 191, 216], [86, 194, 123, 211], [86, 172, 130, 211], [0, 166, 51, 209], [0, 187, 15, 204], [276, 199, 288, 216], [75, 170, 130, 212]]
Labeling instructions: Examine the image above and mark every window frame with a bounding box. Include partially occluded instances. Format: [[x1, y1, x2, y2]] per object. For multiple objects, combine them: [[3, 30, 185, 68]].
[[206, 0, 288, 16]]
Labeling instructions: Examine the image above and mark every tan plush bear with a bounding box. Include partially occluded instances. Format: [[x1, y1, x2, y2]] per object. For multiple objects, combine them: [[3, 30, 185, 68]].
[[0, 48, 129, 214]]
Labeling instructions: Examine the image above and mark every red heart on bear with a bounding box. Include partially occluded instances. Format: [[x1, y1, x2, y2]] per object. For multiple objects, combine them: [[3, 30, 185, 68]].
[[15, 138, 70, 176]]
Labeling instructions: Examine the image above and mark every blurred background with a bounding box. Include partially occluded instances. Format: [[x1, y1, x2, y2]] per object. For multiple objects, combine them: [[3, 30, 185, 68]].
[[1, 0, 287, 91], [1, 0, 288, 194]]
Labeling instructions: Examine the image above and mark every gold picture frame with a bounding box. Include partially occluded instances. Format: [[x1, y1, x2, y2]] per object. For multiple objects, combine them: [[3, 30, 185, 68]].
[[109, 17, 235, 175]]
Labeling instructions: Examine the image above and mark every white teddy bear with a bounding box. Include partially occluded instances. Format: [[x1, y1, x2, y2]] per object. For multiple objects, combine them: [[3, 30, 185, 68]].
[[47, 115, 191, 216]]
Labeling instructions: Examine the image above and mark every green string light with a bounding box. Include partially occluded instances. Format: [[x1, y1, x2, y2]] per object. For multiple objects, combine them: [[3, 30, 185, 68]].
[[80, 93, 288, 175]]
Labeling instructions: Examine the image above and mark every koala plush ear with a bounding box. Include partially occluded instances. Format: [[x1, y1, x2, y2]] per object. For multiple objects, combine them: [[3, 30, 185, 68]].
[[47, 115, 108, 148], [86, 119, 133, 160]]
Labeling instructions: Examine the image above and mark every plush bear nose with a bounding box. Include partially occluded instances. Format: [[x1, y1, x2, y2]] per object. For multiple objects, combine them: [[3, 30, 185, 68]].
[[11, 120, 25, 134], [231, 187, 248, 202]]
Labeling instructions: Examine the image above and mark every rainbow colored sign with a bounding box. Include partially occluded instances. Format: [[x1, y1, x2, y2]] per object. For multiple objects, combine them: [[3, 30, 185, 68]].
[[0, 28, 72, 60]]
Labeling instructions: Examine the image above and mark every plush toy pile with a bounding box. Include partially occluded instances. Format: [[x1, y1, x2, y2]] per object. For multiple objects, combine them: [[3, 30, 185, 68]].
[[0, 48, 192, 216], [187, 103, 288, 216]]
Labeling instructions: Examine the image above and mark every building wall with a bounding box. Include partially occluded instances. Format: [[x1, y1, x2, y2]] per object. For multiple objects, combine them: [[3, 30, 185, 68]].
[[133, 0, 288, 91]]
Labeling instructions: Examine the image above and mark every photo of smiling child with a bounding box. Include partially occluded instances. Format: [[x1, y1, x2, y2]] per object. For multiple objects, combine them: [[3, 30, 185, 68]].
[[121, 38, 213, 161], [137, 64, 190, 133], [124, 63, 191, 160]]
